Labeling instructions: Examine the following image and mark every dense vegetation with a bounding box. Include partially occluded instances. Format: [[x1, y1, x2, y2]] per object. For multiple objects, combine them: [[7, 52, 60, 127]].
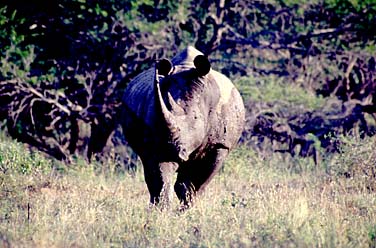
[[0, 1, 376, 246], [1, 0, 375, 164]]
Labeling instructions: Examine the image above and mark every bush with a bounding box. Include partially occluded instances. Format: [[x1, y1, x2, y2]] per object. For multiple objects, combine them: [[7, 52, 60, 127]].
[[0, 135, 53, 174], [240, 72, 375, 165], [329, 135, 376, 191]]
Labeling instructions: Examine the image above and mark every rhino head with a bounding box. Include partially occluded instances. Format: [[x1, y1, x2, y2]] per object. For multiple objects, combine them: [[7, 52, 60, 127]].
[[154, 54, 212, 162]]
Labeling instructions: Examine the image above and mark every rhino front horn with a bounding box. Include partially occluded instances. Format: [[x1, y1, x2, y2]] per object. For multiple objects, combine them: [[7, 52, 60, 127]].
[[194, 55, 211, 76]]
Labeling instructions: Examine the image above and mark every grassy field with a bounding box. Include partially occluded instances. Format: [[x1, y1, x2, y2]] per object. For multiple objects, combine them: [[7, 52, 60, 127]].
[[1, 136, 376, 247]]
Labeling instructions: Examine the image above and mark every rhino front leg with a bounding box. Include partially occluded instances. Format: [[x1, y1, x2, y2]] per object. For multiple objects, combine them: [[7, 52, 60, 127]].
[[174, 147, 229, 208], [159, 162, 179, 209], [142, 163, 163, 205], [142, 158, 178, 209]]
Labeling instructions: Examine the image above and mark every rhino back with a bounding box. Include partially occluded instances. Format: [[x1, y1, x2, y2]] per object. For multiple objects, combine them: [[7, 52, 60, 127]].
[[122, 68, 156, 128]]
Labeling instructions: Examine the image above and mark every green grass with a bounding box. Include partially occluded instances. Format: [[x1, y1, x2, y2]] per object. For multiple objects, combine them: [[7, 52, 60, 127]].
[[1, 136, 376, 247]]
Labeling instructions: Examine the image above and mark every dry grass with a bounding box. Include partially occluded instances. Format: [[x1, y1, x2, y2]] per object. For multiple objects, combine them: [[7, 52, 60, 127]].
[[1, 138, 376, 247]]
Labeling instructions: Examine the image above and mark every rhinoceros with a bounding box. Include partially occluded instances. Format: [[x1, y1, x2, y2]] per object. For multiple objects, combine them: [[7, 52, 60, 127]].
[[121, 46, 245, 208]]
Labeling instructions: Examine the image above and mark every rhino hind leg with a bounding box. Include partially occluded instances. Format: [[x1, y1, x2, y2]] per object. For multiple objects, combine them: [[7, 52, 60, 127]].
[[174, 147, 229, 207]]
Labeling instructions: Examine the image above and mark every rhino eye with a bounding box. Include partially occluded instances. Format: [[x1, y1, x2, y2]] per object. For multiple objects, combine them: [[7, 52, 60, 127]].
[[194, 55, 211, 77], [157, 59, 173, 76]]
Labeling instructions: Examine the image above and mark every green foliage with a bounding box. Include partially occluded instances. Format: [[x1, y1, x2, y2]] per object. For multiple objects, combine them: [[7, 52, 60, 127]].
[[0, 43, 35, 80], [0, 7, 24, 47], [0, 7, 30, 81], [325, 0, 376, 13], [369, 224, 376, 247], [0, 137, 52, 174], [237, 75, 325, 111]]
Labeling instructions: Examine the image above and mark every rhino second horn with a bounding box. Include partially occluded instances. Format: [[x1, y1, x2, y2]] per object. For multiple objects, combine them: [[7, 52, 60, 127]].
[[167, 92, 184, 115]]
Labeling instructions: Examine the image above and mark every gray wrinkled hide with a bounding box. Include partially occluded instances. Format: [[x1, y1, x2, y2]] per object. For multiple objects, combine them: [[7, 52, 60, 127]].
[[121, 46, 245, 209]]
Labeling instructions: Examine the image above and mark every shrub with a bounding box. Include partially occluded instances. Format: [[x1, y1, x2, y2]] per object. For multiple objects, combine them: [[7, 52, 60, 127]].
[[0, 135, 53, 174], [329, 135, 376, 191]]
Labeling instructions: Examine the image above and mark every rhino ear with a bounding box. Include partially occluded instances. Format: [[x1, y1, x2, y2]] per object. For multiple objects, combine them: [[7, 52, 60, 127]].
[[194, 55, 211, 76], [156, 59, 173, 76]]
